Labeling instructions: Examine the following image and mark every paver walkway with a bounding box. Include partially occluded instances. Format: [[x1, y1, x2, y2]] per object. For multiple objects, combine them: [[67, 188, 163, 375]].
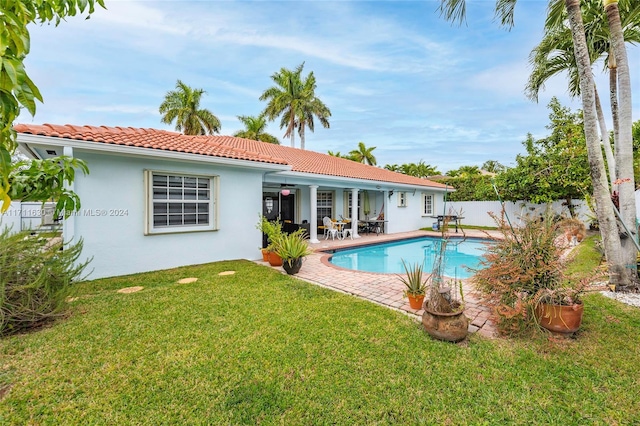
[[259, 229, 501, 338]]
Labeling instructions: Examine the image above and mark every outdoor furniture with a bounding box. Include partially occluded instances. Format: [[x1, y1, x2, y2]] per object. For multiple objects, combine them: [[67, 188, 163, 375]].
[[333, 222, 347, 240], [359, 219, 387, 235], [436, 215, 464, 233], [342, 222, 353, 239], [323, 216, 339, 240]]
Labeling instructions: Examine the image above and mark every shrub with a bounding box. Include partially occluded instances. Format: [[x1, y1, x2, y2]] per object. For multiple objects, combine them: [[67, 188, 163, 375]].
[[472, 210, 564, 335], [0, 228, 90, 336]]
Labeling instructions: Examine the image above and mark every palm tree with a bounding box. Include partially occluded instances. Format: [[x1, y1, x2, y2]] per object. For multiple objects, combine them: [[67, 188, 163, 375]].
[[233, 114, 280, 144], [447, 165, 482, 178], [296, 71, 331, 150], [159, 80, 221, 135], [349, 142, 377, 166], [481, 160, 506, 174], [438, 0, 631, 288], [526, 0, 640, 189], [260, 63, 331, 149], [397, 161, 439, 178]]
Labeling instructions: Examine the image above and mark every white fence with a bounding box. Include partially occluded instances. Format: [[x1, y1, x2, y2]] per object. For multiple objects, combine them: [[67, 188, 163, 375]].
[[445, 200, 591, 228], [0, 201, 60, 233]]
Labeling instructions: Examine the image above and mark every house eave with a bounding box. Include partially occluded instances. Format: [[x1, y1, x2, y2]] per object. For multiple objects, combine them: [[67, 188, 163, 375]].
[[16, 133, 291, 172], [266, 170, 453, 192]]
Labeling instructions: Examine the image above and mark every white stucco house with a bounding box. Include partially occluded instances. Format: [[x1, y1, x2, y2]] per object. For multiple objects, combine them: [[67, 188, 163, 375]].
[[13, 123, 451, 279]]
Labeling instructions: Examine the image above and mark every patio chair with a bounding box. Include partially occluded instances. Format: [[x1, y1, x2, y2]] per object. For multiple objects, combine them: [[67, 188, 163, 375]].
[[322, 216, 339, 240], [342, 225, 353, 239]]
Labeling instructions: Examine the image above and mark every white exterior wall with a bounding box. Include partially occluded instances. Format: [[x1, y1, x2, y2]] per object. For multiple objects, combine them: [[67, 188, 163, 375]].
[[0, 201, 22, 232], [0, 201, 58, 233], [70, 152, 265, 279], [447, 200, 591, 228], [386, 190, 446, 233]]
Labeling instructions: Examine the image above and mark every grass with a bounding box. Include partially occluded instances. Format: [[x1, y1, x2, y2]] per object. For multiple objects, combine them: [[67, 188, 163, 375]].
[[2, 259, 640, 424], [564, 233, 605, 282]]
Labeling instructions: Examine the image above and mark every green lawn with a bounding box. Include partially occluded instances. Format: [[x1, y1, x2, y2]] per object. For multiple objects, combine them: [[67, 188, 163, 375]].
[[1, 260, 640, 424]]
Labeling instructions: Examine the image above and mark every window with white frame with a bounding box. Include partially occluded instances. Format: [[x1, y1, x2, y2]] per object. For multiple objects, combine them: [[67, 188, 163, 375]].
[[422, 193, 434, 216], [344, 192, 360, 218], [398, 191, 407, 207], [146, 171, 216, 234], [317, 191, 333, 220]]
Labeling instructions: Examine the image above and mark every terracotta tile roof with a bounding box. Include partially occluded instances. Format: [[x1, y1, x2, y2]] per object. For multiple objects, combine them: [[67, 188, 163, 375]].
[[15, 123, 448, 189], [14, 123, 287, 166]]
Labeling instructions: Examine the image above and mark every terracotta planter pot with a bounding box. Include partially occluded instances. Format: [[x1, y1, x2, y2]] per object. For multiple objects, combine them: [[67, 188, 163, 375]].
[[282, 258, 303, 275], [536, 302, 584, 333], [422, 304, 469, 342], [261, 249, 269, 262], [267, 251, 283, 267], [407, 294, 425, 310]]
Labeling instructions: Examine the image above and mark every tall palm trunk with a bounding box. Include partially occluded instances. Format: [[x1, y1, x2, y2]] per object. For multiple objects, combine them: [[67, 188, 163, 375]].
[[605, 0, 638, 288], [288, 114, 296, 148], [609, 53, 620, 156], [595, 85, 616, 189], [565, 0, 626, 287], [299, 121, 306, 150]]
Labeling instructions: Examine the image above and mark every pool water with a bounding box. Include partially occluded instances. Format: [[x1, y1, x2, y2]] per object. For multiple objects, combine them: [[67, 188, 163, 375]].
[[328, 237, 489, 278]]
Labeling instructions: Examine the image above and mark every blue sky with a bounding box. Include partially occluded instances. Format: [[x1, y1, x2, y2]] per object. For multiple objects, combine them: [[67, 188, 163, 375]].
[[19, 0, 640, 172]]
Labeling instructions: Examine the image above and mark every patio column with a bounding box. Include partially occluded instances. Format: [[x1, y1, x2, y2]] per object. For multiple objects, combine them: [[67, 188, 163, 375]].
[[309, 185, 319, 243], [351, 188, 360, 238]]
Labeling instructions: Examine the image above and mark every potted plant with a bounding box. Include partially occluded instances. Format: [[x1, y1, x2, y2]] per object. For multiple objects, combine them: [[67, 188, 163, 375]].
[[257, 215, 284, 267], [398, 260, 427, 309], [533, 284, 586, 334], [421, 232, 469, 342], [272, 229, 313, 275], [474, 208, 589, 336]]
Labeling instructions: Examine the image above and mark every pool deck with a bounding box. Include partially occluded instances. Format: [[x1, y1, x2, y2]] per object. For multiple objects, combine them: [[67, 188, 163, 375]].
[[258, 229, 502, 339]]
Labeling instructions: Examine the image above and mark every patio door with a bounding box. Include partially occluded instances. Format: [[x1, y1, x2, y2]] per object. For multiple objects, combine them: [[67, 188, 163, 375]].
[[263, 190, 296, 223], [280, 192, 295, 223]]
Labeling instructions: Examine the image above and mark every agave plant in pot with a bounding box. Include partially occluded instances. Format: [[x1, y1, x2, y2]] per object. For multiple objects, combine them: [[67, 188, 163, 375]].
[[421, 234, 469, 342], [272, 229, 313, 275], [398, 259, 427, 310]]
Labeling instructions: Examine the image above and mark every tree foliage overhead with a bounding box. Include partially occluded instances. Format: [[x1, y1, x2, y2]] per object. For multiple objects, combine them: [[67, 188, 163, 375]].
[[384, 161, 439, 178], [496, 98, 591, 204], [260, 62, 330, 149], [0, 0, 105, 214], [348, 141, 377, 166], [233, 114, 279, 144], [159, 80, 221, 136]]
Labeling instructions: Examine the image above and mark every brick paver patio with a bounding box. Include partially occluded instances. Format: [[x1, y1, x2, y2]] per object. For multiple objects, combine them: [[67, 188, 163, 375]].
[[258, 229, 501, 338]]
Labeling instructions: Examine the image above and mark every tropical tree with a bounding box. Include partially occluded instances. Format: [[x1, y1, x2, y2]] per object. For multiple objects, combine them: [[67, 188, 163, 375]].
[[446, 165, 482, 178], [526, 0, 640, 189], [402, 161, 440, 178], [0, 0, 105, 215], [481, 160, 506, 174], [496, 98, 591, 216], [260, 63, 331, 149], [385, 162, 440, 177], [296, 73, 331, 150], [159, 80, 221, 136], [233, 114, 280, 144], [438, 0, 634, 288], [348, 142, 377, 166]]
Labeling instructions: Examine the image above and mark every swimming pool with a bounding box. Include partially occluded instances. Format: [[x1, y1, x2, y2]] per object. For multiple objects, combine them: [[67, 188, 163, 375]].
[[327, 237, 489, 278]]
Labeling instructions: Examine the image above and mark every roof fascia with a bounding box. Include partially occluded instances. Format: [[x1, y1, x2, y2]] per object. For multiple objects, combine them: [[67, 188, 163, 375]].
[[266, 170, 452, 192], [17, 133, 291, 172]]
